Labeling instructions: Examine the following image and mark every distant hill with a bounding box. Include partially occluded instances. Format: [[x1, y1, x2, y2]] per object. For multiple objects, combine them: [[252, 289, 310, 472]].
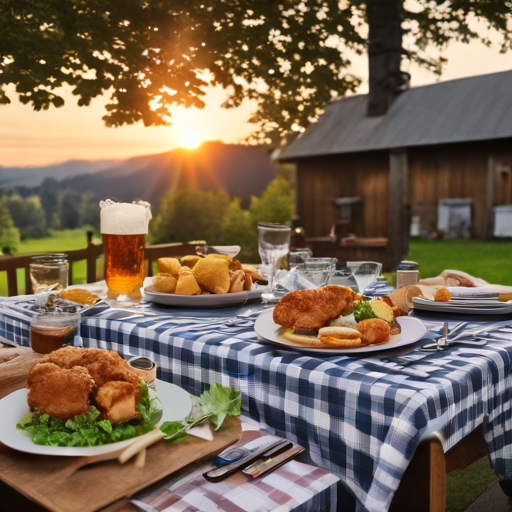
[[49, 142, 276, 207], [0, 159, 119, 187]]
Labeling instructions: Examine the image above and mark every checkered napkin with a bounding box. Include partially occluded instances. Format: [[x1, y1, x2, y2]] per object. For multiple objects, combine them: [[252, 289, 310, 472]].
[[5, 296, 512, 512], [132, 459, 339, 512]]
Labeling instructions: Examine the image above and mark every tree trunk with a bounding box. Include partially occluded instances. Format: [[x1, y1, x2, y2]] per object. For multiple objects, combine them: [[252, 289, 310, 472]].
[[366, 0, 404, 116]]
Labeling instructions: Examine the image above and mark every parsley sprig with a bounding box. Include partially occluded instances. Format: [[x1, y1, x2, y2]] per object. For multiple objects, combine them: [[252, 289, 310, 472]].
[[160, 384, 241, 442]]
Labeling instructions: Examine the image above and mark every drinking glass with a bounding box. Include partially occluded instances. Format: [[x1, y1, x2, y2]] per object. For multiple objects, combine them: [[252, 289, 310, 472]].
[[258, 223, 291, 302], [346, 261, 382, 295], [287, 248, 313, 269], [100, 200, 152, 303], [30, 312, 79, 354], [30, 254, 69, 293], [293, 258, 337, 289]]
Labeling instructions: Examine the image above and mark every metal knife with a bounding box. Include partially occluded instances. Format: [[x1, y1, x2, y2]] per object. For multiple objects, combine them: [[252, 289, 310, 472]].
[[203, 439, 288, 482]]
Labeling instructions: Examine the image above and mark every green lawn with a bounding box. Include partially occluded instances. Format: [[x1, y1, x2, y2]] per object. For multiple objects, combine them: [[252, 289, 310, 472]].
[[407, 238, 512, 286], [0, 229, 104, 296]]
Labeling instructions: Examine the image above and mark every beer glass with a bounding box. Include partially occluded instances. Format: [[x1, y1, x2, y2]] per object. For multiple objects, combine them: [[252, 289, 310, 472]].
[[100, 200, 151, 303]]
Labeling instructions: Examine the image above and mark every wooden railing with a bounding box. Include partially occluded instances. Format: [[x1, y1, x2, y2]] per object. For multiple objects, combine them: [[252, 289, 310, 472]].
[[0, 233, 205, 297]]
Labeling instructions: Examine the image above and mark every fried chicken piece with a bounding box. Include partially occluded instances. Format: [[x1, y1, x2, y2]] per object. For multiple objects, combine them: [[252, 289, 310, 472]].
[[95, 381, 141, 424], [41, 346, 88, 369], [273, 285, 355, 332], [80, 349, 141, 390], [27, 364, 95, 420], [357, 318, 391, 345]]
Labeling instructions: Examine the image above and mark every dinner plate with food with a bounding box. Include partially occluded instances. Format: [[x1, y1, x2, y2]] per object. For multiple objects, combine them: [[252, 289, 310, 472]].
[[0, 346, 192, 456], [144, 255, 263, 307], [412, 287, 512, 315], [254, 285, 427, 354]]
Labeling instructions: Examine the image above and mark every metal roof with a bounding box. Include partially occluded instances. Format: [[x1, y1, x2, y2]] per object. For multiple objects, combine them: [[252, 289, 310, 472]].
[[281, 70, 512, 160]]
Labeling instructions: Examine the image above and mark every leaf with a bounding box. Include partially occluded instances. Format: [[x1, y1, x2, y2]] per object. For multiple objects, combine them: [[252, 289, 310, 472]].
[[160, 421, 184, 438], [98, 420, 113, 434], [198, 384, 241, 431]]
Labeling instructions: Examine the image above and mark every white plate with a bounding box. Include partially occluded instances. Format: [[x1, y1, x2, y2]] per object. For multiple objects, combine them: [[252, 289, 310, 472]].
[[412, 297, 512, 315], [254, 309, 427, 355], [143, 286, 262, 308], [0, 380, 192, 457]]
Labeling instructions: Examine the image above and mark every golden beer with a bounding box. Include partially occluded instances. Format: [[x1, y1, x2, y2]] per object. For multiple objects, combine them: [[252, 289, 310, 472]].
[[102, 233, 146, 299], [100, 200, 151, 302]]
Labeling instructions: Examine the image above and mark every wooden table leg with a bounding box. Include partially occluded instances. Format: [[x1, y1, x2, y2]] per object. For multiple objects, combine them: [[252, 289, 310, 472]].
[[391, 427, 488, 512], [390, 439, 446, 512]]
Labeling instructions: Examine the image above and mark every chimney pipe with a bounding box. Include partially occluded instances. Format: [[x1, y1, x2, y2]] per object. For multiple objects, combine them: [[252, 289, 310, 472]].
[[366, 0, 404, 117]]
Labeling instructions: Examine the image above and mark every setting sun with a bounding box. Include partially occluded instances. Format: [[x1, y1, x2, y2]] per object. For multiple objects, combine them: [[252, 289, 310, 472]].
[[179, 133, 201, 149]]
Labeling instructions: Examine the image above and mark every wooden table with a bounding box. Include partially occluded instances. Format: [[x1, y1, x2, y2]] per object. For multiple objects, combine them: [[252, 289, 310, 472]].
[[0, 341, 498, 512]]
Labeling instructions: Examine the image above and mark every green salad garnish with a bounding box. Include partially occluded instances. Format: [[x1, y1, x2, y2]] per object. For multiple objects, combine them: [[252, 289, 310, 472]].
[[353, 301, 377, 322], [17, 380, 161, 447], [17, 382, 242, 447]]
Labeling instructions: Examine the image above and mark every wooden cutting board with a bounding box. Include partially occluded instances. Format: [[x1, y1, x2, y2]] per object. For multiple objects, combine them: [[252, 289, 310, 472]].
[[0, 416, 241, 512], [0, 342, 242, 512]]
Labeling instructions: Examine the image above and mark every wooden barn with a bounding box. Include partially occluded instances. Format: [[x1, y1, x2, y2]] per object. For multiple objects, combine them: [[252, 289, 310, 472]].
[[280, 70, 512, 271]]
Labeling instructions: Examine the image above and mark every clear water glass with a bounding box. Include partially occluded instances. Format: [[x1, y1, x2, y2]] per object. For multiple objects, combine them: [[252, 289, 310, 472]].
[[30, 254, 69, 294], [346, 261, 383, 294], [258, 223, 291, 302], [293, 258, 337, 289], [287, 248, 313, 269]]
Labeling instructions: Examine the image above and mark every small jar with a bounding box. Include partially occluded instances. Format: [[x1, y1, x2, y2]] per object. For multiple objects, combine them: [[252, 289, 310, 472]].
[[30, 253, 69, 294], [396, 270, 420, 288], [30, 312, 79, 354], [128, 356, 157, 389]]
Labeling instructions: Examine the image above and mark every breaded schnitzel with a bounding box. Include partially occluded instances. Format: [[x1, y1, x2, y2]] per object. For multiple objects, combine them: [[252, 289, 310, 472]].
[[95, 381, 140, 424], [27, 364, 95, 420], [273, 285, 355, 333], [28, 347, 146, 423]]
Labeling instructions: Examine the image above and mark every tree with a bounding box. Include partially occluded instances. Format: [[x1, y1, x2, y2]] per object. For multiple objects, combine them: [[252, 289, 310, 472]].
[[152, 177, 294, 261], [0, 198, 20, 254], [1, 1, 510, 141], [4, 194, 48, 239], [59, 191, 81, 229]]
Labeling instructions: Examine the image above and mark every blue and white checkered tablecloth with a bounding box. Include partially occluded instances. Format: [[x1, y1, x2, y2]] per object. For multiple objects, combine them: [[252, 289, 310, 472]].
[[2, 296, 512, 512]]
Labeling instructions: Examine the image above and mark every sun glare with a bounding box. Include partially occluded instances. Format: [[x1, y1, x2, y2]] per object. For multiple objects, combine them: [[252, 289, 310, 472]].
[[179, 133, 201, 149]]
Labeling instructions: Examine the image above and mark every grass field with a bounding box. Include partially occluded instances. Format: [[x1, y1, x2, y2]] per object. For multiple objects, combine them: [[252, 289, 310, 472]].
[[407, 238, 512, 286], [0, 229, 103, 296]]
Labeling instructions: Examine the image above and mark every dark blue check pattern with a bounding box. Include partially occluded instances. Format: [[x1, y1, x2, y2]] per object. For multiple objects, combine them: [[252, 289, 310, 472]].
[[2, 297, 512, 512]]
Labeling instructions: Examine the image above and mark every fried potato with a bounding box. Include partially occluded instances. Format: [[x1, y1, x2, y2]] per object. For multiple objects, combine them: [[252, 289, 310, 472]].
[[193, 258, 231, 294], [175, 271, 201, 295], [229, 270, 245, 293], [153, 273, 177, 294], [357, 318, 391, 345], [60, 289, 100, 306], [180, 255, 201, 268], [157, 257, 181, 276]]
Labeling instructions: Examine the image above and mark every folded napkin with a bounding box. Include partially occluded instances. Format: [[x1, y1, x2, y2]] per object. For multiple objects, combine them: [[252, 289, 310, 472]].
[[132, 459, 339, 512], [419, 269, 512, 295]]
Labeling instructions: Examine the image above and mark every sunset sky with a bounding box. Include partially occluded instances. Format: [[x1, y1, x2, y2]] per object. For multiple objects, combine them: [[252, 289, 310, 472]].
[[1, 34, 511, 167]]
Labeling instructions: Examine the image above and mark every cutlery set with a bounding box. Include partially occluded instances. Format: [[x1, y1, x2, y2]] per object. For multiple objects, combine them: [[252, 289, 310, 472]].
[[379, 321, 512, 376]]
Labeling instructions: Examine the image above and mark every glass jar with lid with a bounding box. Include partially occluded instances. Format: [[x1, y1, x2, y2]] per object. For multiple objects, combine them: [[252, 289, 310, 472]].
[[30, 253, 69, 294]]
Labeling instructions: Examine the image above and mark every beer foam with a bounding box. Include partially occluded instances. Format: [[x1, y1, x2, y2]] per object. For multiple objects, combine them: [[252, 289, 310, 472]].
[[100, 201, 151, 235]]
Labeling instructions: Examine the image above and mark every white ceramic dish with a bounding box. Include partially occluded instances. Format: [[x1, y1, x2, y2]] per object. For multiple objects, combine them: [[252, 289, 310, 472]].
[[412, 297, 512, 315], [254, 309, 427, 355], [143, 286, 262, 307], [0, 379, 191, 457]]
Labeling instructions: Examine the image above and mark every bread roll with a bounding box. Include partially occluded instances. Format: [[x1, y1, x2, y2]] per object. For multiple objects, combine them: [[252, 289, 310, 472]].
[[175, 271, 201, 295], [157, 258, 181, 276], [153, 273, 177, 294], [193, 258, 231, 294]]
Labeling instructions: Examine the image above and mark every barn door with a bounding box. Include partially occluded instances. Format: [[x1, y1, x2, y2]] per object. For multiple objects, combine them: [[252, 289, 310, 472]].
[[485, 155, 512, 239], [494, 159, 512, 205]]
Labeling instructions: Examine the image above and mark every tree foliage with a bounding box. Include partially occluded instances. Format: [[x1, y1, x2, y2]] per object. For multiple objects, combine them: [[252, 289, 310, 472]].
[[4, 194, 48, 240], [152, 176, 294, 261], [1, 0, 510, 140], [0, 198, 20, 254]]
